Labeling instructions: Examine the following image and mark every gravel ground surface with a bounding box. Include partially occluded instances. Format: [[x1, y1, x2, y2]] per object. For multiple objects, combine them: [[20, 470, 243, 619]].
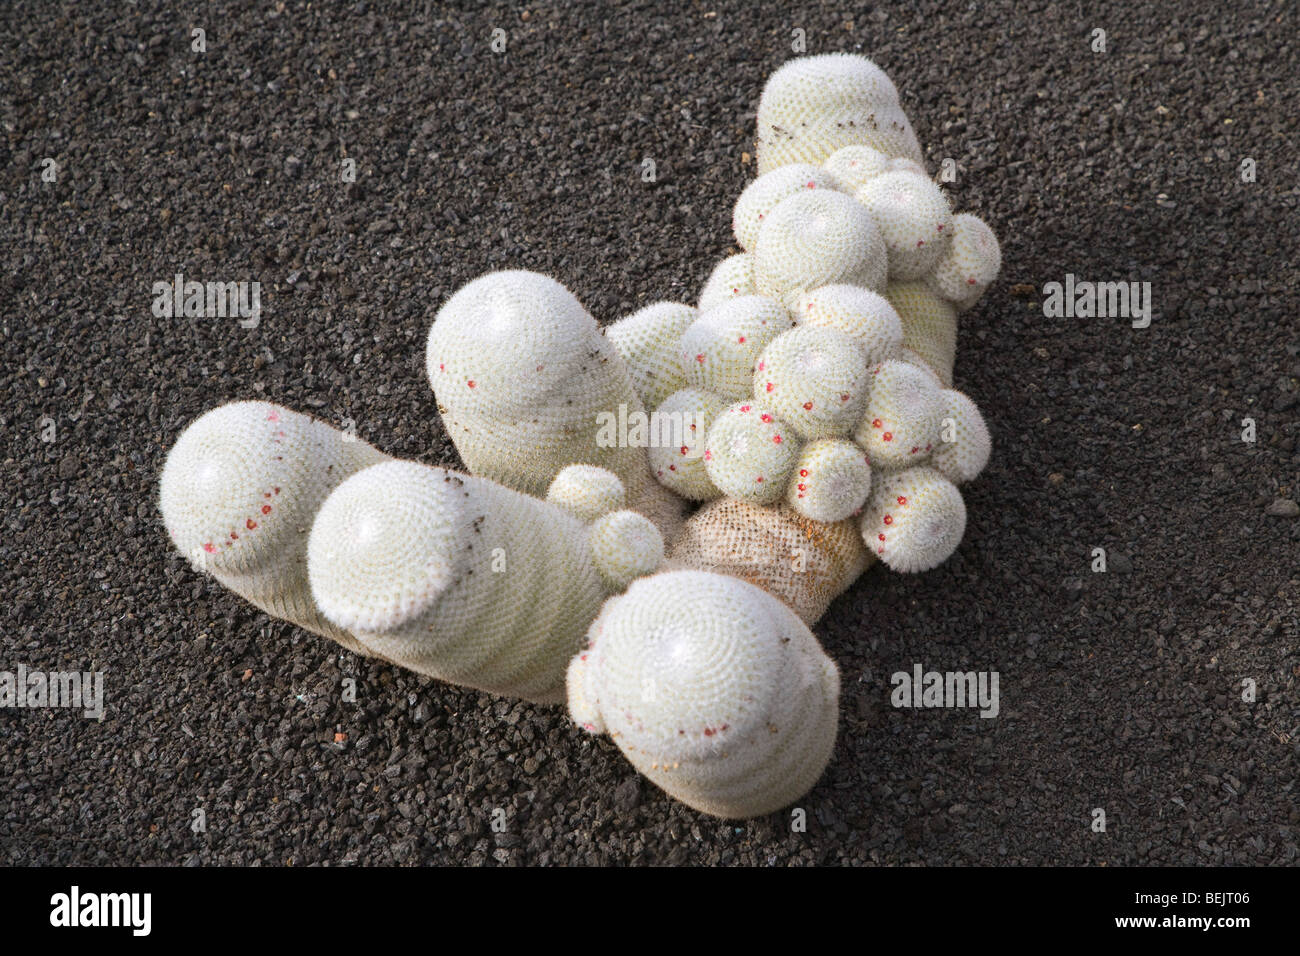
[[2, 0, 1297, 866]]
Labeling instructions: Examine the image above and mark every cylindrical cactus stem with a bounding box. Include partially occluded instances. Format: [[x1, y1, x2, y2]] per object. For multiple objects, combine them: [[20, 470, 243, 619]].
[[755, 53, 924, 174], [588, 510, 665, 591], [855, 170, 954, 281], [753, 190, 888, 311], [854, 359, 944, 470], [860, 465, 967, 572], [605, 302, 699, 411], [732, 164, 845, 252], [545, 464, 627, 524], [426, 269, 684, 541], [787, 438, 873, 523], [647, 387, 728, 501], [794, 284, 904, 365], [883, 281, 959, 386], [925, 213, 1002, 312], [702, 401, 802, 506], [566, 569, 840, 819], [679, 295, 792, 400], [753, 325, 870, 440], [158, 401, 390, 656], [667, 497, 872, 624], [307, 460, 608, 704], [931, 390, 993, 485], [697, 253, 756, 313], [822, 145, 890, 188]]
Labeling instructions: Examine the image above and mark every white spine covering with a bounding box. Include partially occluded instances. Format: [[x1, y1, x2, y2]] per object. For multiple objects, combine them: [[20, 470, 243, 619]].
[[308, 460, 608, 704], [605, 302, 699, 411], [426, 269, 685, 543], [755, 53, 925, 174], [158, 401, 390, 656], [566, 570, 840, 819]]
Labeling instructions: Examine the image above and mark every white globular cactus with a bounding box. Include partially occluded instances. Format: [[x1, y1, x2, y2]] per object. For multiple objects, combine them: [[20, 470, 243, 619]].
[[698, 253, 756, 313], [883, 281, 959, 387], [895, 347, 946, 388], [822, 145, 891, 188], [307, 460, 612, 704], [931, 390, 993, 485], [855, 170, 954, 281], [605, 302, 699, 411], [732, 163, 845, 252], [794, 284, 904, 365], [546, 464, 627, 524], [158, 401, 390, 656], [925, 213, 1002, 312], [753, 325, 870, 440], [679, 295, 793, 400], [589, 510, 665, 591], [755, 53, 925, 174], [702, 401, 801, 506], [753, 189, 888, 310], [854, 359, 944, 470], [647, 387, 727, 501], [565, 570, 840, 819], [426, 269, 685, 542], [787, 438, 873, 523], [859, 466, 967, 572]]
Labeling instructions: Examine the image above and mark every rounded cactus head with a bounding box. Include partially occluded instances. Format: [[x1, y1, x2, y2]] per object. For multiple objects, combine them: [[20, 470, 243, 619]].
[[307, 460, 604, 703], [854, 359, 944, 470], [703, 400, 802, 506], [697, 253, 756, 313], [679, 295, 792, 400], [794, 284, 904, 365], [787, 438, 873, 523], [859, 466, 967, 572], [159, 401, 390, 656], [160, 401, 386, 577], [855, 171, 954, 281], [732, 163, 845, 252], [755, 53, 923, 173], [567, 569, 840, 818], [647, 387, 727, 501], [589, 510, 665, 591], [931, 390, 993, 485], [926, 213, 1002, 312], [307, 460, 468, 635], [427, 270, 597, 415], [753, 189, 887, 310], [822, 145, 890, 188], [546, 465, 627, 524], [754, 325, 870, 440]]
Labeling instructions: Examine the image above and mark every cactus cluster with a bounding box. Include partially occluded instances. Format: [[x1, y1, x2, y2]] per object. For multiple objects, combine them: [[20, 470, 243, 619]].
[[608, 53, 999, 594], [567, 570, 839, 819], [159, 53, 1000, 822], [162, 406, 664, 704]]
